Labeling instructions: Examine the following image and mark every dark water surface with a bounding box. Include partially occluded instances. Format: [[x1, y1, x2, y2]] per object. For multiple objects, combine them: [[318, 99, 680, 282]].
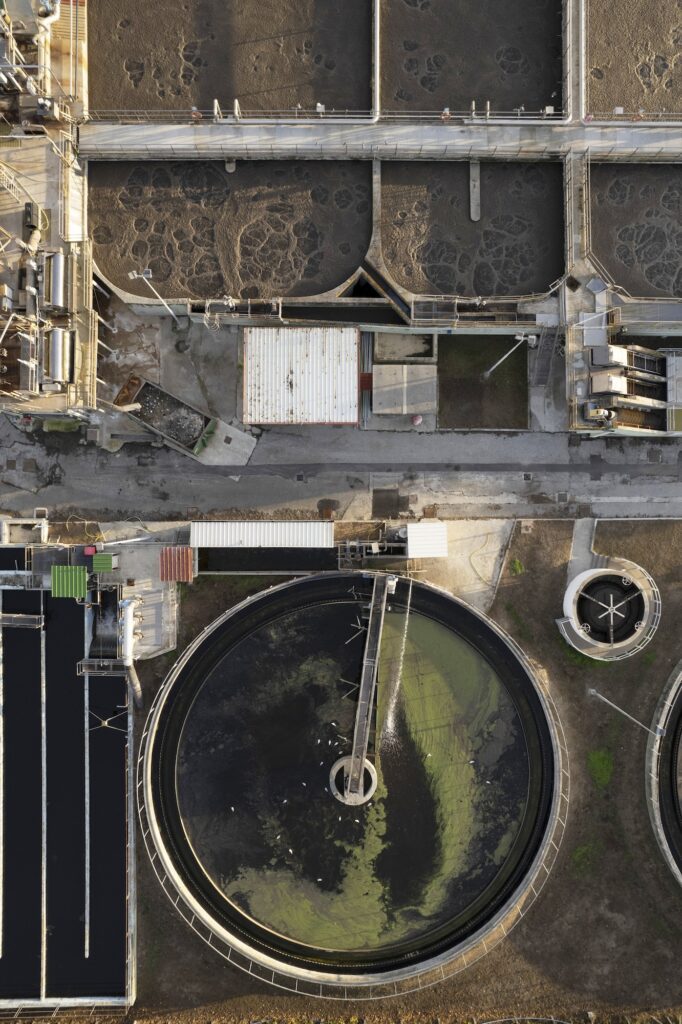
[[177, 598, 531, 955]]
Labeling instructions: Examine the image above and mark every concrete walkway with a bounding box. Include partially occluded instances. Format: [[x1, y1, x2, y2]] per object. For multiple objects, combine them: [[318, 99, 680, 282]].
[[78, 122, 682, 161], [566, 517, 599, 581]]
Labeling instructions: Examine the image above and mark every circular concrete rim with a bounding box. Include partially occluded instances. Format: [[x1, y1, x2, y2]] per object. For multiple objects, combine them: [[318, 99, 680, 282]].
[[138, 571, 569, 998], [329, 756, 378, 805], [646, 660, 682, 889], [561, 560, 661, 660]]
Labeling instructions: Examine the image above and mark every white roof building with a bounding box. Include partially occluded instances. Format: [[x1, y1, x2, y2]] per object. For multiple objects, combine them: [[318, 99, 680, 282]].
[[190, 520, 335, 549], [406, 521, 449, 559], [372, 364, 438, 415], [243, 326, 359, 425]]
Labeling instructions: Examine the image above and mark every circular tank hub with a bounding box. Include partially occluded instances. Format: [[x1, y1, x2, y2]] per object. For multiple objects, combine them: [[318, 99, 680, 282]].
[[329, 756, 378, 805], [576, 573, 645, 643]]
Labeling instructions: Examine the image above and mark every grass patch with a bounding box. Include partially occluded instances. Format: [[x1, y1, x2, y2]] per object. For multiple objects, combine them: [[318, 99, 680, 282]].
[[571, 840, 602, 877], [509, 558, 525, 576], [557, 636, 611, 669], [587, 748, 614, 789], [504, 600, 533, 644], [438, 335, 528, 429]]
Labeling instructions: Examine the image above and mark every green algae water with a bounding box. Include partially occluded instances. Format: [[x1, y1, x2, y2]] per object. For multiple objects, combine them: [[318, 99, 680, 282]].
[[176, 595, 530, 956]]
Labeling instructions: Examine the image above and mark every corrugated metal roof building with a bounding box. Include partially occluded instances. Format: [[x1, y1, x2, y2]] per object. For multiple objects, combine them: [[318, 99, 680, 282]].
[[91, 553, 114, 573], [406, 522, 448, 559], [51, 564, 88, 598], [190, 521, 335, 549], [243, 327, 359, 425], [159, 546, 195, 582]]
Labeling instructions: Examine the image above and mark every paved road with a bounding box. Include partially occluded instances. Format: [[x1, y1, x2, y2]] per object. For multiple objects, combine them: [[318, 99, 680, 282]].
[[0, 417, 680, 521]]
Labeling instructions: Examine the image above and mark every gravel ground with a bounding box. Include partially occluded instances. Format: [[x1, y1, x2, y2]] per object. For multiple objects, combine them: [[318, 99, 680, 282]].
[[587, 0, 682, 115], [589, 164, 682, 297], [87, 0, 371, 113], [381, 161, 565, 297], [127, 521, 682, 1022], [381, 0, 563, 113], [89, 161, 373, 300]]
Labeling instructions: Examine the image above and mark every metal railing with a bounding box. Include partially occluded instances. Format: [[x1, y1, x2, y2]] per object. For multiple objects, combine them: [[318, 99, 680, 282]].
[[0, 163, 21, 204], [411, 280, 564, 325], [0, 160, 49, 230], [84, 106, 565, 125], [585, 110, 682, 124], [582, 158, 623, 288], [411, 299, 459, 325], [564, 153, 575, 268], [0, 1001, 126, 1019], [562, 0, 574, 121], [57, 130, 72, 242]]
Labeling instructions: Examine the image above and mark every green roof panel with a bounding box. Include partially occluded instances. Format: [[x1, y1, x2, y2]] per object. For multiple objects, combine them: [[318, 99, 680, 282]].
[[92, 553, 114, 573], [51, 564, 88, 599]]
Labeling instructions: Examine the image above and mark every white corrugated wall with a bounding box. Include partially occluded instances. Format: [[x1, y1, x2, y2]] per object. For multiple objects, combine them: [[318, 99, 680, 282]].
[[190, 521, 335, 548]]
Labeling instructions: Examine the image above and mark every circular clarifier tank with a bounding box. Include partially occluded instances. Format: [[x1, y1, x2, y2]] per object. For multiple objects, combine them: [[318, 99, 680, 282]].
[[139, 573, 564, 995], [559, 560, 661, 661]]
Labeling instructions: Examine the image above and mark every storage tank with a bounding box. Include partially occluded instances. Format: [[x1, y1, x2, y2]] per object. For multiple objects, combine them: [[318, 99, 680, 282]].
[[46, 328, 72, 383], [45, 252, 66, 309]]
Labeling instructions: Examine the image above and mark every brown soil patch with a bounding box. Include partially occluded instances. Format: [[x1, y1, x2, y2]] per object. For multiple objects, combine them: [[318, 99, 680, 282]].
[[381, 162, 565, 297], [88, 0, 371, 113], [589, 164, 682, 297], [89, 161, 372, 301]]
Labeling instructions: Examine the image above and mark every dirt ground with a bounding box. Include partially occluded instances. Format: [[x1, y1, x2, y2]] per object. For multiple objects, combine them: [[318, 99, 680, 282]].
[[438, 334, 529, 429], [127, 521, 682, 1023], [587, 0, 682, 115], [381, 162, 565, 297], [589, 164, 682, 297], [381, 0, 563, 113], [88, 161, 372, 300], [87, 0, 371, 113]]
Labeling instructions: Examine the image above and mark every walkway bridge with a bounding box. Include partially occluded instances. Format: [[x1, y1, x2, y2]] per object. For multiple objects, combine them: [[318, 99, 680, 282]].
[[345, 573, 391, 802], [78, 122, 682, 162]]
